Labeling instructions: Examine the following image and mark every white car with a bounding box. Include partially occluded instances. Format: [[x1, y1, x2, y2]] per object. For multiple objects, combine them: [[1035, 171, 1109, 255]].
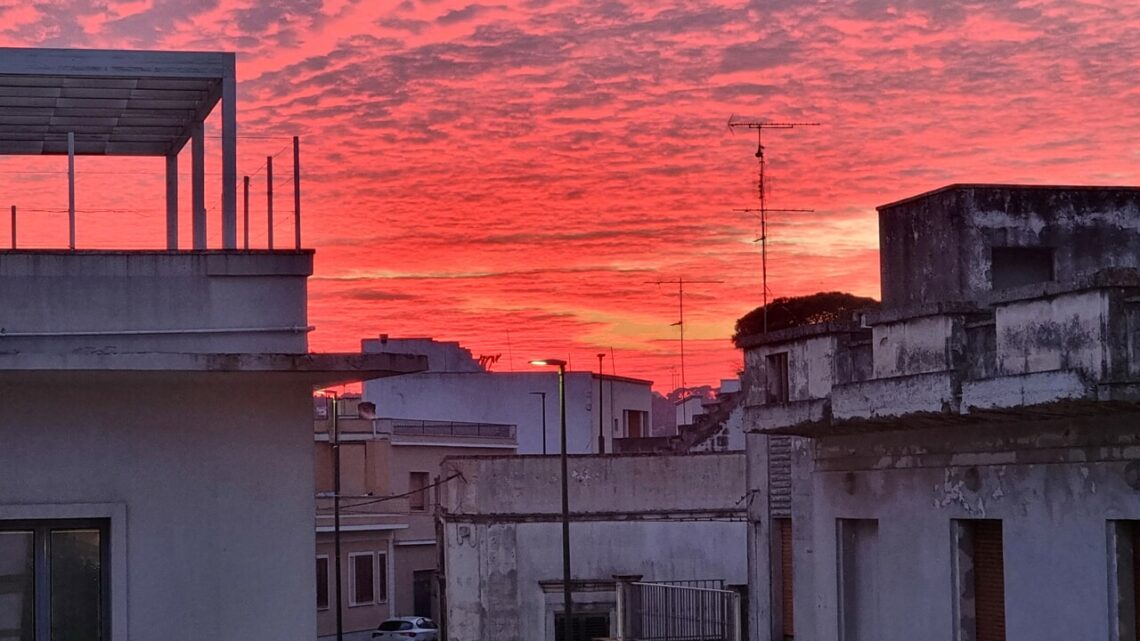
[[372, 617, 439, 641]]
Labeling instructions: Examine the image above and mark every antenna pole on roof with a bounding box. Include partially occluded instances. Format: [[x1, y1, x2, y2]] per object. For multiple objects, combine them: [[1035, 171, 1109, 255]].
[[728, 118, 819, 333], [646, 276, 723, 424]]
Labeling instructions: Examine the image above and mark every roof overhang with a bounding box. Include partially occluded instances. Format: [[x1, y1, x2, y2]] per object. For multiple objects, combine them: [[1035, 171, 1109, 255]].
[[0, 351, 428, 386], [0, 47, 234, 156]]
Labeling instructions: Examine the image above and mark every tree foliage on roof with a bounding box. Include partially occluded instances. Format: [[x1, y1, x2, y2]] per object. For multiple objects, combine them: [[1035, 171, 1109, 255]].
[[733, 291, 880, 342]]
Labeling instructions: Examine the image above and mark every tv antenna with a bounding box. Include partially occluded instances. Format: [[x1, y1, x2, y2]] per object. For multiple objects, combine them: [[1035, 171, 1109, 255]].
[[728, 118, 819, 333], [647, 276, 724, 424]]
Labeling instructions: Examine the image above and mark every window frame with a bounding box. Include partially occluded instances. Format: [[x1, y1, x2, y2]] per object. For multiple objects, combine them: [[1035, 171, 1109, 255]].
[[0, 518, 111, 641], [766, 352, 790, 404], [348, 551, 376, 606], [347, 551, 388, 607]]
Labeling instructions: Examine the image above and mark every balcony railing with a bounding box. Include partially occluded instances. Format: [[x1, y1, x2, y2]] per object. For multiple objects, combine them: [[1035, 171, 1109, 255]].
[[391, 420, 515, 440]]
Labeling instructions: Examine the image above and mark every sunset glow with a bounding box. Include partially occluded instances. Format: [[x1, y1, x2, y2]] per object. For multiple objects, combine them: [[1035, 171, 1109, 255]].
[[2, 1, 1139, 389]]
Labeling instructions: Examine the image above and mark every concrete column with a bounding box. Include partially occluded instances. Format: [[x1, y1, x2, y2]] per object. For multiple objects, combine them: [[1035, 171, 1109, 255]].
[[221, 71, 237, 249], [67, 131, 75, 250], [191, 121, 206, 250], [165, 153, 178, 250]]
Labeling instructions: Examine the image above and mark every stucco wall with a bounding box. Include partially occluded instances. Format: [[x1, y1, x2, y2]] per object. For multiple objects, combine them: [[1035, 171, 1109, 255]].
[[0, 373, 315, 641]]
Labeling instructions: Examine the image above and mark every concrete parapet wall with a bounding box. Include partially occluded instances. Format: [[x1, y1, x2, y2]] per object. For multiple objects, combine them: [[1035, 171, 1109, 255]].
[[832, 371, 959, 420], [0, 251, 311, 353], [442, 452, 745, 517]]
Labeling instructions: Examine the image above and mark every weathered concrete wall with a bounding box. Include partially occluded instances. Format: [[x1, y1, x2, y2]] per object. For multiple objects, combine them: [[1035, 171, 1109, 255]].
[[758, 422, 1140, 641], [879, 185, 1140, 308], [0, 373, 316, 641], [0, 251, 311, 353], [441, 453, 747, 641], [995, 289, 1109, 377], [443, 453, 744, 516], [443, 519, 747, 641], [745, 335, 838, 403], [872, 315, 958, 378]]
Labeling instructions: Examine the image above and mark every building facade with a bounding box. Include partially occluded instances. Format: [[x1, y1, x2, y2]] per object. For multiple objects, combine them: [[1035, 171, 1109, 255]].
[[0, 48, 424, 641], [742, 184, 1140, 641], [439, 453, 748, 641], [314, 396, 517, 640]]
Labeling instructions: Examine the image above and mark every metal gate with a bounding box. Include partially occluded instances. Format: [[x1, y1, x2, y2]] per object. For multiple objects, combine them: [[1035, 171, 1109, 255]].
[[616, 580, 742, 641]]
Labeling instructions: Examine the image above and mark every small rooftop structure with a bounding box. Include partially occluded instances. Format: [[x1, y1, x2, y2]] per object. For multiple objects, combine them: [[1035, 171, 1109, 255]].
[[0, 47, 239, 249]]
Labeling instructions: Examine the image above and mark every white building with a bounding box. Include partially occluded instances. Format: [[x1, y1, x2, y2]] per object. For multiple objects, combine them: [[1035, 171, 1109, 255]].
[[362, 337, 653, 455], [0, 48, 424, 641], [439, 453, 748, 641]]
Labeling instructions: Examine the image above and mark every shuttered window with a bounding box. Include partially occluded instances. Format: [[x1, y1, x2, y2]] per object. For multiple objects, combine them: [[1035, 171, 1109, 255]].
[[777, 518, 794, 640], [971, 520, 1006, 641]]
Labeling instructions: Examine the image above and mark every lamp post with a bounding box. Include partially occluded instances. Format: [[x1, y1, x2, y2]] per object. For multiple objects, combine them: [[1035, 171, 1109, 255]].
[[531, 358, 571, 641], [529, 391, 548, 455], [326, 393, 344, 641]]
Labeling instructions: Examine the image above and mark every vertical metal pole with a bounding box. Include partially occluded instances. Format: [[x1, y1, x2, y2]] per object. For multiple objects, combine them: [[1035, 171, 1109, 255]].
[[293, 135, 302, 250], [541, 393, 548, 456], [597, 353, 606, 453], [9, 205, 14, 250], [332, 395, 344, 641], [221, 72, 237, 249], [559, 363, 573, 641], [67, 131, 75, 250], [266, 156, 274, 250], [243, 176, 250, 250]]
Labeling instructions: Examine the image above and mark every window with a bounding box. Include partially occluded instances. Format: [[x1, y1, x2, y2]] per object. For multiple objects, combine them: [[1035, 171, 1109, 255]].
[[953, 520, 1005, 641], [409, 472, 430, 512], [990, 246, 1054, 290], [0, 519, 109, 641], [837, 519, 878, 641], [554, 613, 610, 641], [316, 556, 329, 610], [348, 552, 387, 606], [766, 353, 790, 404], [623, 410, 648, 438]]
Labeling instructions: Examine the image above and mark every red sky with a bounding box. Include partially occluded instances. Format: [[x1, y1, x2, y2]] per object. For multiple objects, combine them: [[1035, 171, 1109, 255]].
[[1, 0, 1139, 390]]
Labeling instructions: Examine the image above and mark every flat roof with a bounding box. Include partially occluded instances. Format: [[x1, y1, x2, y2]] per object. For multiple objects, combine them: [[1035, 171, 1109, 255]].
[[0, 47, 233, 156], [876, 183, 1140, 212]]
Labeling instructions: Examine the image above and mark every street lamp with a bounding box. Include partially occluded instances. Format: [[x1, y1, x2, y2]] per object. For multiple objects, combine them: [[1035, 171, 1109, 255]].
[[530, 358, 572, 641], [529, 391, 548, 455]]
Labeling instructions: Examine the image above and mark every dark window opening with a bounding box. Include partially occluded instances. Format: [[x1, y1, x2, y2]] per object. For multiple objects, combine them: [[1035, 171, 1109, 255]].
[[554, 613, 610, 641], [956, 519, 1006, 641], [316, 557, 329, 610], [766, 353, 790, 404], [624, 410, 647, 438], [991, 247, 1054, 290], [0, 519, 110, 641]]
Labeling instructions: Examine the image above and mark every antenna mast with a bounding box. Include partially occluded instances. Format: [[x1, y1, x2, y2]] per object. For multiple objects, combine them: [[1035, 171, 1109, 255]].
[[648, 276, 723, 424], [728, 119, 818, 333]]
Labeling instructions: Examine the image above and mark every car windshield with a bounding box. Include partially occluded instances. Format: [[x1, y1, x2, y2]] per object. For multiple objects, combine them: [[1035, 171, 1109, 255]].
[[378, 621, 413, 631]]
